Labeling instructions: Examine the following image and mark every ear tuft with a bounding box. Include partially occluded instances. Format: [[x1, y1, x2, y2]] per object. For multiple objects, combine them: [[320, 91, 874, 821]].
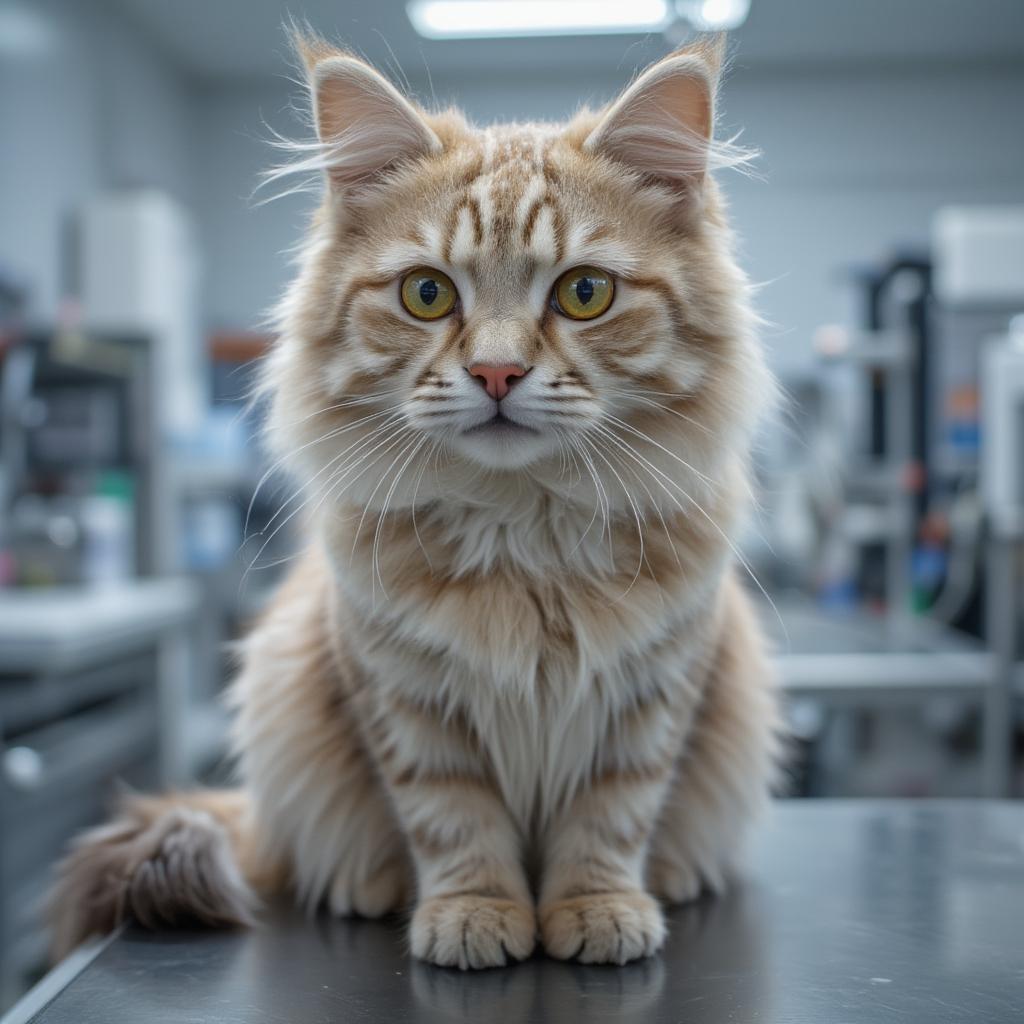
[[288, 21, 341, 73], [584, 36, 725, 192]]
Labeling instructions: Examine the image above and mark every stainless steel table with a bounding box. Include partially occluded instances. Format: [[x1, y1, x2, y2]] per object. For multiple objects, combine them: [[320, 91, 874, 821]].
[[8, 801, 1024, 1024]]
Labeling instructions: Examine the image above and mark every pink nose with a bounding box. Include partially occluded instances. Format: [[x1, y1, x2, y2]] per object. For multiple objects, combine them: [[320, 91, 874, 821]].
[[467, 363, 527, 401]]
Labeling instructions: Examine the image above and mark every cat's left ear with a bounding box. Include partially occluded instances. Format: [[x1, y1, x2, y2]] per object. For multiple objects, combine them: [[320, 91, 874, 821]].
[[584, 35, 724, 193], [303, 48, 442, 193]]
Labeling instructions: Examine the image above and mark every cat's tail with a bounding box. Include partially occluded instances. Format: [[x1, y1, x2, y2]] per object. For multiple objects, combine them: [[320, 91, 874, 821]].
[[49, 788, 269, 961]]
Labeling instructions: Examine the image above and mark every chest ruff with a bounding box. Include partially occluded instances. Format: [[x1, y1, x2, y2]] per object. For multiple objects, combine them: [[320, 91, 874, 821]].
[[325, 501, 729, 829]]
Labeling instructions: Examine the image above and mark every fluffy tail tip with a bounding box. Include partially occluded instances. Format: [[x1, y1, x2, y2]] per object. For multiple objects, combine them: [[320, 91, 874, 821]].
[[49, 797, 257, 961]]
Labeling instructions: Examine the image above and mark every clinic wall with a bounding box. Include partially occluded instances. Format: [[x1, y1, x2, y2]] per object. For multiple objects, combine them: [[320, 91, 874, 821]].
[[193, 85, 311, 333], [0, 0, 194, 321]]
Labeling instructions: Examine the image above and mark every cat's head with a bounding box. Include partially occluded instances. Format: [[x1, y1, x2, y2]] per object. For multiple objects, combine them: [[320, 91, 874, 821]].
[[265, 32, 769, 513]]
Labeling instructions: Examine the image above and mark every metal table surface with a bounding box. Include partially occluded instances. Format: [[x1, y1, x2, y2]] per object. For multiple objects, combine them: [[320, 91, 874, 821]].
[[12, 801, 1024, 1024]]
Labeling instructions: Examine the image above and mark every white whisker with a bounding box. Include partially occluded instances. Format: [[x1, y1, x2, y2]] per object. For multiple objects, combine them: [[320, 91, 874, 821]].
[[603, 413, 716, 490], [246, 405, 401, 535], [369, 436, 428, 601], [243, 422, 410, 582], [579, 435, 645, 599], [597, 422, 788, 644], [252, 413, 404, 541]]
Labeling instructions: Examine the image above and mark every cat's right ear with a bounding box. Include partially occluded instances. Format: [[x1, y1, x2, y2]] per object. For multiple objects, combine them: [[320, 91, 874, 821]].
[[304, 50, 442, 193]]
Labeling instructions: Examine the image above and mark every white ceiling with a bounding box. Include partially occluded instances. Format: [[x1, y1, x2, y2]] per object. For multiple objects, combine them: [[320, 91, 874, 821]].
[[110, 0, 1024, 83]]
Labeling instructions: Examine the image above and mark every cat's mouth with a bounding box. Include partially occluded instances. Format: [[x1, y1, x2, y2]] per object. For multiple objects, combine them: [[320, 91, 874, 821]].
[[462, 412, 540, 437]]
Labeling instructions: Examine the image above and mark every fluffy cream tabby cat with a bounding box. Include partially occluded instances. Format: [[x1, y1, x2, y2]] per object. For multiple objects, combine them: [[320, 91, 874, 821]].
[[52, 31, 782, 969]]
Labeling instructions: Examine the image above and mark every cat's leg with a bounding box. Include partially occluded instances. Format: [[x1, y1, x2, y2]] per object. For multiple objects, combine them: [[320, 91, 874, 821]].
[[535, 701, 678, 965], [231, 553, 411, 920], [646, 577, 782, 904], [236, 651, 412, 920], [367, 692, 536, 970]]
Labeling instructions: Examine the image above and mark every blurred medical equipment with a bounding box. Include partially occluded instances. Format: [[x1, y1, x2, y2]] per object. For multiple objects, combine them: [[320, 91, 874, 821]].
[[0, 331, 154, 586], [759, 205, 1024, 797], [0, 181, 294, 1004], [935, 210, 1024, 777], [0, 197, 248, 1002], [980, 316, 1024, 796]]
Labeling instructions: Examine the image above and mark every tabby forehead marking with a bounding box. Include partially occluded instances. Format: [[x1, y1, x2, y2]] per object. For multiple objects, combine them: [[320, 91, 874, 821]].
[[434, 126, 567, 269]]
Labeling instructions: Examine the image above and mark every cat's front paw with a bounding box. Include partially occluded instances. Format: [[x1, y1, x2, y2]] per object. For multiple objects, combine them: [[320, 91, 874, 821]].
[[411, 895, 536, 969], [540, 890, 665, 965]]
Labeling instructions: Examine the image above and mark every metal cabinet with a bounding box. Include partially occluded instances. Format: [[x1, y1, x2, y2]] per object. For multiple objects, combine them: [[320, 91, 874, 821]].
[[0, 580, 201, 1010]]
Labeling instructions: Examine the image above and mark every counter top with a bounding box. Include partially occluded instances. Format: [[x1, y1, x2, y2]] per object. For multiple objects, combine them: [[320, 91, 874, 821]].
[[11, 800, 1024, 1023], [0, 578, 201, 673]]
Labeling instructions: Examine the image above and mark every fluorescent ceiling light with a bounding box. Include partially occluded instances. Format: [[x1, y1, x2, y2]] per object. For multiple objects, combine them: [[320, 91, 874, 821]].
[[0, 4, 57, 58], [407, 0, 672, 39], [676, 0, 750, 31]]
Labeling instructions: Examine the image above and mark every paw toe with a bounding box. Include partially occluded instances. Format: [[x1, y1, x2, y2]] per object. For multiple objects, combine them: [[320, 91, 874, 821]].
[[540, 891, 665, 965], [411, 895, 536, 969]]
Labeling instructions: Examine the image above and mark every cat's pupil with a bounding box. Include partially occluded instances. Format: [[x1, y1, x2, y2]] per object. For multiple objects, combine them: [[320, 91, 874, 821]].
[[575, 277, 594, 305], [419, 279, 439, 306]]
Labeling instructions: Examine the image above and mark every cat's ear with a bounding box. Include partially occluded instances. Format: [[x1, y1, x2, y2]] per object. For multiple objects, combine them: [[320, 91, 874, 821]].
[[584, 35, 724, 192], [301, 44, 442, 193]]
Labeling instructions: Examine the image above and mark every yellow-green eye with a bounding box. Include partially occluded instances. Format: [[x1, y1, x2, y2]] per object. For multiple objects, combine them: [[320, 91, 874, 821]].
[[401, 268, 457, 320], [553, 266, 614, 321]]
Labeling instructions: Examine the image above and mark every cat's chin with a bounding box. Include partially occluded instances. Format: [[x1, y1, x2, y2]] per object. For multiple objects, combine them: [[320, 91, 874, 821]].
[[449, 423, 556, 471]]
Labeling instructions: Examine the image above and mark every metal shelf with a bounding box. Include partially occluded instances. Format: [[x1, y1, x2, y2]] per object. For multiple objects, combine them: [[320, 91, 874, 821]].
[[767, 598, 1006, 793], [771, 601, 992, 694]]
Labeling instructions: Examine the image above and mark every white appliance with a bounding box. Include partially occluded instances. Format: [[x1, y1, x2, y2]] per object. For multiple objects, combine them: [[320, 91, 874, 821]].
[[981, 320, 1024, 540], [933, 206, 1024, 306], [78, 190, 205, 437]]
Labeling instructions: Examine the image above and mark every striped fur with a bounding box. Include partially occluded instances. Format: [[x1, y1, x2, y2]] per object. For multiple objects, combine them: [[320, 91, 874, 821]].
[[52, 31, 783, 969]]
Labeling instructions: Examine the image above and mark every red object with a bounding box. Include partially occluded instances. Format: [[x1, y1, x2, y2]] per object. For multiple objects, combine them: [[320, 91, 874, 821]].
[[903, 460, 926, 494]]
